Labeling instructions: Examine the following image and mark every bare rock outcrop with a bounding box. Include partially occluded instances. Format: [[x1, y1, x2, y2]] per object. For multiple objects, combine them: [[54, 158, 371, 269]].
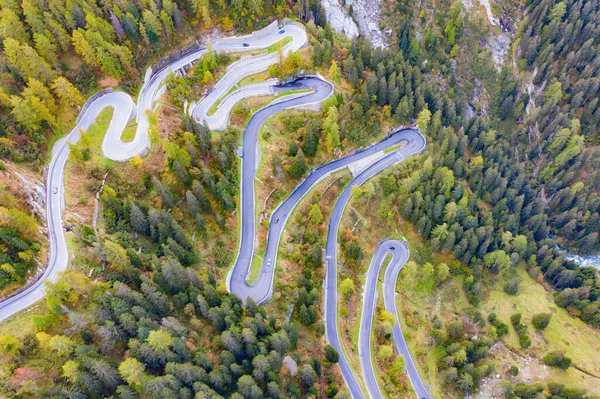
[[321, 0, 359, 39], [351, 0, 388, 48]]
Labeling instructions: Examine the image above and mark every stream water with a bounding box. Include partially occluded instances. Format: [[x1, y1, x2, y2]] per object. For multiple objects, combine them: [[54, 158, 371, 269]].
[[564, 251, 600, 269], [557, 244, 600, 269]]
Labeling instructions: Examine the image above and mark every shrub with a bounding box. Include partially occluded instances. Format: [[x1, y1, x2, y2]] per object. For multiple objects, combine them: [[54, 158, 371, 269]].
[[488, 312, 509, 336], [507, 365, 519, 376], [519, 333, 531, 349], [543, 351, 572, 369], [325, 345, 339, 364], [531, 313, 552, 330], [503, 278, 521, 295], [510, 313, 522, 327], [514, 383, 543, 398]]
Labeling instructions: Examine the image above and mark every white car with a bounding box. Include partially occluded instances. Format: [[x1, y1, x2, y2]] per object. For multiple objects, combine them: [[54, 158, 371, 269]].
[[52, 187, 58, 194], [267, 259, 272, 266]]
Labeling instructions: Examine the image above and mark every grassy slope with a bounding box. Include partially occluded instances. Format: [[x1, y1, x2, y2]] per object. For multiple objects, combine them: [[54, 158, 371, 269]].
[[481, 268, 600, 387], [338, 168, 600, 397], [0, 304, 45, 338]]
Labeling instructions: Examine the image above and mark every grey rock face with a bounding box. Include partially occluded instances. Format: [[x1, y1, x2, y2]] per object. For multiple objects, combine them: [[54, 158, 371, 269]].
[[351, 0, 388, 48], [321, 0, 359, 39]]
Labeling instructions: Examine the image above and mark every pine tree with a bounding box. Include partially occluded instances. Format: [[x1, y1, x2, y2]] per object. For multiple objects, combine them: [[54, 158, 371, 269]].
[[52, 77, 85, 108], [325, 121, 340, 154], [142, 10, 162, 42], [45, 16, 71, 51], [160, 10, 173, 39], [194, 120, 212, 160], [97, 47, 124, 78], [72, 30, 97, 66], [21, 0, 44, 34], [322, 106, 340, 154], [153, 177, 174, 208], [301, 121, 320, 157], [4, 38, 54, 83], [129, 203, 149, 235], [121, 13, 140, 42], [186, 190, 201, 215], [377, 76, 387, 106], [161, 256, 190, 292], [0, 8, 30, 42], [289, 149, 306, 179], [118, 358, 145, 388], [22, 78, 56, 114], [299, 364, 317, 388], [192, 181, 212, 214], [172, 161, 191, 187], [33, 33, 58, 66]]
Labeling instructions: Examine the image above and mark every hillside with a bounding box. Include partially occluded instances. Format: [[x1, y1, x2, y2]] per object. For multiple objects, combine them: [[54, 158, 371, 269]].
[[0, 0, 600, 398]]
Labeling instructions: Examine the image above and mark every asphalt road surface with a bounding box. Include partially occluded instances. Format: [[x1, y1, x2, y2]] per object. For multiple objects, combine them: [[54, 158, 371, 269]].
[[0, 91, 135, 322], [323, 130, 425, 398], [0, 18, 433, 399], [0, 20, 307, 323], [191, 22, 308, 131], [227, 127, 426, 306], [382, 240, 434, 399], [360, 240, 434, 399], [226, 77, 334, 303]]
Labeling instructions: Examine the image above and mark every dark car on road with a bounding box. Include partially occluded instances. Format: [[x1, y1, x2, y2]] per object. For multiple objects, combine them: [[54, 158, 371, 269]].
[[243, 42, 249, 47], [278, 29, 285, 34]]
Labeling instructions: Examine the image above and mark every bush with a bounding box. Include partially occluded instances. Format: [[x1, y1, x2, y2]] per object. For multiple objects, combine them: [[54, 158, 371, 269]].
[[511, 313, 528, 336], [543, 351, 572, 369], [325, 345, 339, 364], [519, 333, 531, 349], [32, 313, 59, 331], [531, 313, 552, 330], [503, 278, 521, 295], [507, 365, 519, 376], [487, 312, 509, 336], [514, 383, 543, 398], [510, 313, 522, 327]]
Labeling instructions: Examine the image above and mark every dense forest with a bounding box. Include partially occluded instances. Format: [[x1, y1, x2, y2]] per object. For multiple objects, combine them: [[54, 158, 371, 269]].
[[0, 112, 347, 398], [0, 0, 326, 295], [0, 180, 40, 294], [1, 0, 600, 396], [0, 0, 326, 162]]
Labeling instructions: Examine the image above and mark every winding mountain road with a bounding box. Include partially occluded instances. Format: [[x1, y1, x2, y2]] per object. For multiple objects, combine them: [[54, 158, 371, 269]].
[[322, 130, 425, 398], [361, 240, 434, 399], [0, 18, 433, 399], [0, 20, 307, 322]]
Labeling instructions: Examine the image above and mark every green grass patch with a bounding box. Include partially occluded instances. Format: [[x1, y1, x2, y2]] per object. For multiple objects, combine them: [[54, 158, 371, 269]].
[[239, 71, 272, 87], [247, 254, 264, 285], [267, 36, 292, 53], [0, 303, 45, 338], [121, 123, 136, 142], [208, 85, 239, 116], [72, 107, 115, 166], [383, 141, 407, 154], [274, 89, 313, 98], [481, 267, 600, 378]]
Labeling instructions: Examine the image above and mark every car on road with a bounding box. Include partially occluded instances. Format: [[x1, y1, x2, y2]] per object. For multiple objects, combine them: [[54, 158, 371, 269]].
[[267, 259, 272, 266], [53, 187, 58, 194], [278, 29, 285, 34], [274, 217, 279, 224], [243, 42, 249, 47], [390, 246, 395, 250]]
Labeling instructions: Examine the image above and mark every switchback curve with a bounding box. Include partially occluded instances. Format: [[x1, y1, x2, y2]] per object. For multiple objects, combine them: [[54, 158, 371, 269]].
[[361, 240, 434, 399], [323, 128, 425, 398]]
